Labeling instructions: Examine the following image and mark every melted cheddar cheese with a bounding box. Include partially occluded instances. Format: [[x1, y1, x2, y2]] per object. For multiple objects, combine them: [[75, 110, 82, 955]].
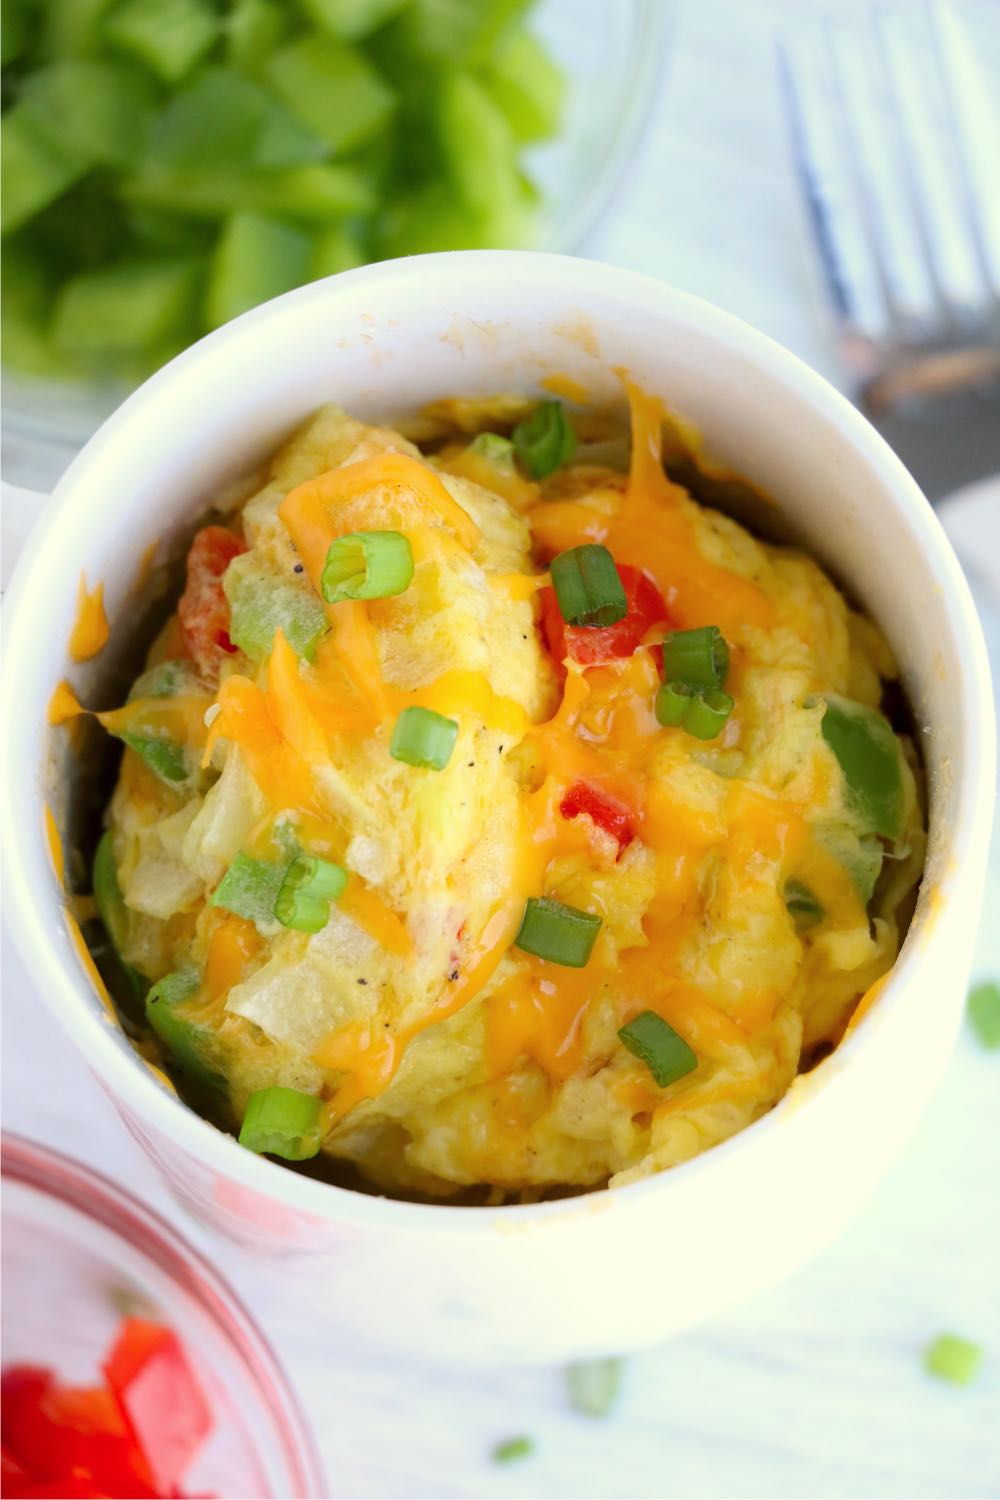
[[95, 386, 926, 1198]]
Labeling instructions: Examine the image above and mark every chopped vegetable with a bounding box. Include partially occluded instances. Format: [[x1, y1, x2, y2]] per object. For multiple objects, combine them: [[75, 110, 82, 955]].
[[923, 1333, 983, 1386], [968, 979, 1000, 1050], [211, 852, 288, 927], [512, 401, 577, 479], [470, 432, 515, 466], [485, 26, 565, 144], [177, 526, 246, 680], [239, 1084, 323, 1159], [224, 553, 327, 661], [128, 660, 200, 700], [655, 681, 734, 740], [566, 1357, 623, 1419], [816, 822, 884, 906], [103, 0, 220, 84], [514, 897, 602, 968], [618, 1010, 697, 1088], [274, 854, 347, 933], [660, 625, 729, 690], [145, 970, 225, 1094], [52, 259, 203, 358], [321, 529, 414, 604], [119, 732, 189, 784], [784, 879, 824, 928], [819, 695, 905, 841], [92, 833, 146, 998], [390, 706, 458, 772], [205, 211, 311, 328], [550, 544, 628, 628], [491, 1435, 534, 1464], [559, 782, 635, 852], [266, 34, 396, 154], [540, 565, 670, 669], [103, 1318, 211, 1494]]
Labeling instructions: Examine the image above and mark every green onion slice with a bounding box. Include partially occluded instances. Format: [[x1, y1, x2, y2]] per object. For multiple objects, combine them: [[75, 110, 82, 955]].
[[968, 979, 1000, 1050], [321, 529, 414, 604], [923, 1333, 983, 1386], [146, 969, 227, 1095], [819, 695, 905, 840], [491, 1436, 534, 1464], [550, 544, 627, 628], [274, 854, 347, 933], [655, 681, 733, 740], [512, 400, 577, 479], [239, 1085, 322, 1161], [390, 705, 458, 771], [618, 1010, 697, 1087], [514, 896, 602, 968], [566, 1358, 623, 1419], [211, 851, 289, 927], [784, 879, 824, 928], [660, 626, 729, 689]]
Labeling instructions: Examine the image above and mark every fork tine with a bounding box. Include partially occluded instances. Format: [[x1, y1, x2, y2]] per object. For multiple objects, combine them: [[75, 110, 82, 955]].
[[927, 0, 1000, 304], [877, 0, 993, 321]]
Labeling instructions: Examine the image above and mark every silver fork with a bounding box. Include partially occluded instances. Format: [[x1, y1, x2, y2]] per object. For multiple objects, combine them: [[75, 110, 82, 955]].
[[778, 0, 1000, 494]]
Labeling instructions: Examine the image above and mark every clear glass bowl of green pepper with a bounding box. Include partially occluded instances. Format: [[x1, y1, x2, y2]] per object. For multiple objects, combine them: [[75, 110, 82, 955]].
[[1, 0, 670, 478]]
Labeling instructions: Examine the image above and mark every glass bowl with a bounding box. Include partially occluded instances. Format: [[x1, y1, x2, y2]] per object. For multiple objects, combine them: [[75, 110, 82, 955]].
[[0, 0, 670, 487], [1, 1133, 326, 1500]]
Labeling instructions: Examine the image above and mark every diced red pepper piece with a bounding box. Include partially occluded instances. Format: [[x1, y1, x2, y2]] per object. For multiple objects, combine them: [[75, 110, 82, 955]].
[[560, 781, 635, 852], [103, 1320, 210, 1496], [3, 1369, 155, 1498], [539, 564, 671, 669], [177, 527, 246, 682]]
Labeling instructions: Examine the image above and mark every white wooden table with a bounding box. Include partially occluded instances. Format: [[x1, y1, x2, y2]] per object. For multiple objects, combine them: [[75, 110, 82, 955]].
[[3, 2, 999, 1495]]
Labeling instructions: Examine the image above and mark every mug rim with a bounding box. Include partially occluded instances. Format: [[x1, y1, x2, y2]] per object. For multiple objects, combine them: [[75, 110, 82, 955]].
[[2, 250, 994, 1233]]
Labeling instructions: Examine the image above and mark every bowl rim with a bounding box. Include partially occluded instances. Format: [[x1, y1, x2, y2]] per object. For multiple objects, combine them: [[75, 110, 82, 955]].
[[1, 1131, 327, 1496], [1, 250, 995, 1234]]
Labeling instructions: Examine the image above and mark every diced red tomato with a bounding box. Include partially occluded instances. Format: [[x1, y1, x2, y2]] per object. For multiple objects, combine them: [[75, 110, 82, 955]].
[[103, 1320, 211, 1497], [176, 527, 246, 681], [560, 782, 635, 852], [539, 564, 671, 669]]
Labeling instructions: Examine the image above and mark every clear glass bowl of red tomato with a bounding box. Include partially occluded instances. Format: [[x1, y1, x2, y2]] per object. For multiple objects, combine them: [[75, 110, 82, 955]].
[[1, 1134, 325, 1500]]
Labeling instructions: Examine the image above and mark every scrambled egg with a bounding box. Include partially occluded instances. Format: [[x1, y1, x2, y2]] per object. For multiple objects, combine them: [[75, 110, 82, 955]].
[[99, 387, 925, 1199]]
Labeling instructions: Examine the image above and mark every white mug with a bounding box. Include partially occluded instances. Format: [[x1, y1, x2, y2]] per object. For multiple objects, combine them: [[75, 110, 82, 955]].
[[2, 253, 994, 1364]]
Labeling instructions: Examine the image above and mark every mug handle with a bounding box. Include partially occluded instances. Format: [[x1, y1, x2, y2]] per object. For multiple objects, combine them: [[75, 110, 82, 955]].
[[2, 481, 49, 591]]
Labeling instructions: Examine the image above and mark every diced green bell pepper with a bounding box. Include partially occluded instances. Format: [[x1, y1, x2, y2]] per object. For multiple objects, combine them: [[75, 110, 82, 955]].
[[820, 694, 905, 841], [437, 71, 520, 217], [17, 61, 157, 172], [146, 969, 227, 1094], [484, 27, 565, 144], [816, 822, 884, 907], [127, 162, 373, 224], [120, 732, 190, 784], [223, 553, 328, 661], [93, 832, 147, 998], [308, 224, 365, 280], [225, 0, 292, 72], [205, 213, 312, 329], [374, 0, 531, 75], [52, 258, 202, 355], [301, 0, 409, 40], [103, 0, 219, 84], [1, 109, 84, 235], [266, 35, 396, 155], [211, 851, 290, 927]]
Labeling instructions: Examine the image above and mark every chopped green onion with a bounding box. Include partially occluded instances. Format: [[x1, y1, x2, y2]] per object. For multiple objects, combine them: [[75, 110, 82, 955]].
[[655, 681, 733, 740], [239, 1085, 322, 1160], [146, 969, 226, 1094], [660, 626, 729, 690], [968, 979, 1000, 1050], [512, 400, 577, 479], [819, 695, 905, 840], [470, 432, 515, 468], [321, 530, 414, 604], [120, 732, 189, 783], [785, 879, 824, 928], [566, 1357, 623, 1419], [211, 852, 289, 927], [491, 1436, 534, 1464], [618, 1010, 697, 1088], [923, 1333, 983, 1386], [389, 706, 458, 771], [514, 897, 602, 968], [550, 544, 627, 628], [274, 854, 347, 933]]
